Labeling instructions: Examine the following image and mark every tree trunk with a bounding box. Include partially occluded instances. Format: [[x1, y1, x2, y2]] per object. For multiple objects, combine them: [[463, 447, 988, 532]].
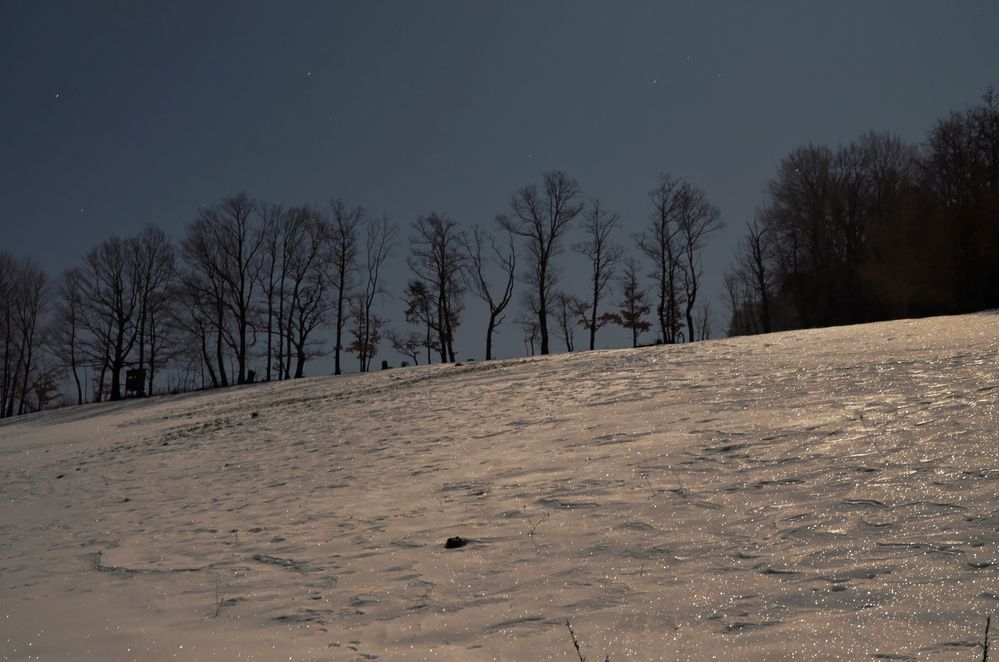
[[17, 335, 34, 415], [285, 307, 295, 380], [69, 320, 82, 405], [72, 367, 82, 405], [265, 295, 273, 381], [436, 285, 448, 364], [485, 314, 496, 361], [276, 277, 286, 380], [136, 302, 147, 395], [444, 297, 456, 362], [147, 312, 157, 396], [425, 318, 432, 365], [109, 317, 126, 401], [760, 288, 771, 333], [657, 270, 667, 344], [237, 311, 247, 385], [538, 269, 549, 355], [1, 310, 11, 417], [201, 328, 219, 388], [96, 354, 108, 404], [589, 270, 600, 350], [109, 365, 122, 401], [215, 306, 228, 387], [334, 269, 346, 375]]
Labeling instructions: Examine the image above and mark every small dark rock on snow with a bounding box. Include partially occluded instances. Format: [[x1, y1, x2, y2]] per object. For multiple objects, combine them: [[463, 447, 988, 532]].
[[444, 536, 468, 549]]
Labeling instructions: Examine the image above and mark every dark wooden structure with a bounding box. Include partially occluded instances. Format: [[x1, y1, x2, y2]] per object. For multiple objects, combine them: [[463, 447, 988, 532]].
[[125, 369, 146, 398]]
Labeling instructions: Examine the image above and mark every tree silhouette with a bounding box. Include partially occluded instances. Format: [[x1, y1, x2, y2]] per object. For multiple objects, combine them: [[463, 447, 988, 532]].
[[409, 212, 465, 363], [676, 182, 722, 342], [465, 226, 516, 361], [80, 237, 140, 401], [258, 202, 289, 381], [0, 257, 47, 415], [403, 279, 439, 365], [51, 267, 86, 405], [603, 258, 651, 348], [386, 328, 423, 365], [133, 225, 176, 394], [639, 174, 684, 344], [180, 193, 264, 385], [499, 170, 583, 355], [574, 198, 622, 350], [350, 215, 395, 372], [553, 291, 584, 352], [329, 198, 363, 375]]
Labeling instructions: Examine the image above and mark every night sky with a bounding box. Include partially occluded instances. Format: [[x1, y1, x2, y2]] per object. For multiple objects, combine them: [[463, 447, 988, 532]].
[[2, 1, 997, 362]]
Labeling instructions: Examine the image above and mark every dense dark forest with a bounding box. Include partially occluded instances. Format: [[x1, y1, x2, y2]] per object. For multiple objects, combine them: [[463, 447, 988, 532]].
[[1, 86, 996, 417], [724, 87, 999, 335]]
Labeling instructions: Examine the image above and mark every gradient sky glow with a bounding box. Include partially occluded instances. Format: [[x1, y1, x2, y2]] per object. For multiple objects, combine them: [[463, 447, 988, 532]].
[[2, 1, 997, 362]]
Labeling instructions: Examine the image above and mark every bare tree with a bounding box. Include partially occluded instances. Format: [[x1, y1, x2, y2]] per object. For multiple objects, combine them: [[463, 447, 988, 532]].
[[695, 301, 713, 341], [347, 300, 383, 373], [284, 206, 333, 378], [738, 214, 774, 333], [349, 215, 395, 372], [403, 279, 438, 365], [267, 205, 311, 381], [257, 203, 288, 381], [574, 198, 622, 350], [723, 270, 755, 336], [464, 226, 516, 360], [386, 328, 422, 365], [272, 206, 312, 379], [553, 291, 584, 352], [409, 212, 466, 363], [180, 215, 232, 387], [329, 198, 363, 375], [80, 237, 140, 401], [639, 174, 684, 344], [218, 193, 264, 384], [256, 204, 336, 380], [168, 313, 211, 392], [1, 258, 47, 415], [51, 267, 86, 405], [676, 182, 723, 342], [181, 193, 264, 386], [724, 212, 779, 337], [133, 225, 176, 394], [0, 253, 15, 414], [516, 307, 540, 357], [28, 363, 60, 413], [499, 170, 583, 354], [170, 274, 223, 388]]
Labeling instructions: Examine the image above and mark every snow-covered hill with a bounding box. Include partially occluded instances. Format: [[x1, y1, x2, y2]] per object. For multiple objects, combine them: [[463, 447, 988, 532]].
[[2, 314, 997, 661]]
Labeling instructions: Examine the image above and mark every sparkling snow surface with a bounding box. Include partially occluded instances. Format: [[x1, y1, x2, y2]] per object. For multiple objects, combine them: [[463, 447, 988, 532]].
[[1, 314, 997, 661]]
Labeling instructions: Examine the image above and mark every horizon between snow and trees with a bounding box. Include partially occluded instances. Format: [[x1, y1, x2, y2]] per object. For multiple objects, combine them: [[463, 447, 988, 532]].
[[1, 86, 997, 416]]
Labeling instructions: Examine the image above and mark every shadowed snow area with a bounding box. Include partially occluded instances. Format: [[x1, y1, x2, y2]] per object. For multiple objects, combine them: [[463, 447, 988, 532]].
[[2, 314, 997, 660]]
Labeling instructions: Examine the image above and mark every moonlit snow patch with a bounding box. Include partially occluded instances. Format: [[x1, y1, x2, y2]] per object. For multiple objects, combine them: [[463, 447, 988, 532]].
[[1, 313, 996, 660]]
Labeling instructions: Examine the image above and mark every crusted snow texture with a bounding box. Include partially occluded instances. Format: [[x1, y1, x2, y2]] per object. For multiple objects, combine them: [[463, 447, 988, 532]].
[[1, 313, 997, 661]]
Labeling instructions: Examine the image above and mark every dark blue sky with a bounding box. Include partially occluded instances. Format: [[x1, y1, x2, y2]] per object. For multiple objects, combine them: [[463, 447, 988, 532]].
[[2, 1, 997, 361]]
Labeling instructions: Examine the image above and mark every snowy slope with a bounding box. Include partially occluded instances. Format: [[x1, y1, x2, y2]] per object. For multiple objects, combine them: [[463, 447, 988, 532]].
[[1, 313, 997, 661]]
